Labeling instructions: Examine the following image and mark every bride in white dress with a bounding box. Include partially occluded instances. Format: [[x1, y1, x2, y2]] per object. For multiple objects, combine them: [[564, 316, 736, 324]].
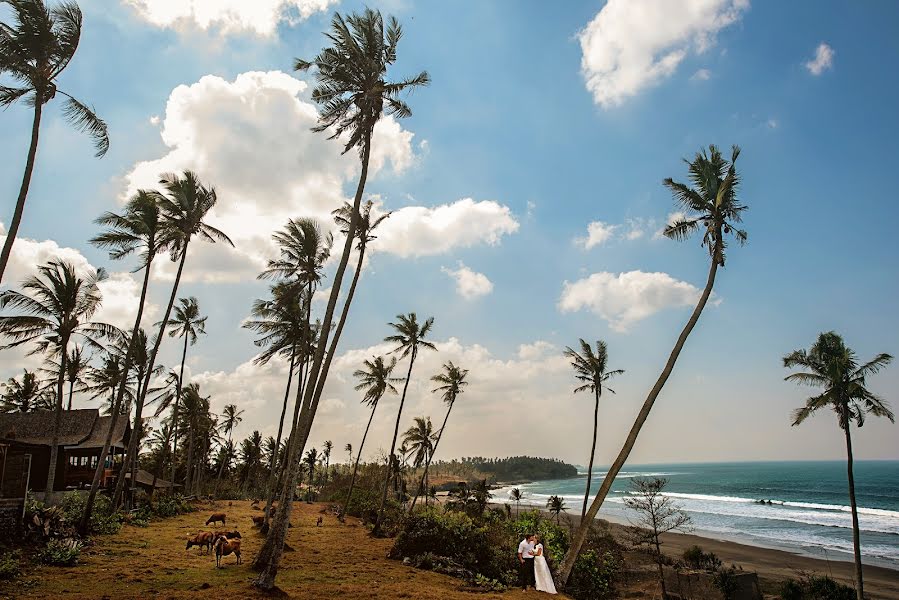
[[532, 536, 557, 594]]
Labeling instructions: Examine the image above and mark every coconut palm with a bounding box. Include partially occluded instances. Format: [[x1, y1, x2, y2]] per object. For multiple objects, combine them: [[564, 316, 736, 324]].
[[165, 296, 207, 488], [0, 369, 42, 411], [784, 332, 893, 600], [239, 431, 264, 493], [341, 355, 398, 518], [510, 488, 524, 518], [0, 259, 115, 494], [0, 0, 110, 284], [410, 361, 468, 512], [214, 404, 243, 494], [178, 383, 212, 495], [402, 416, 435, 505], [373, 313, 436, 535], [322, 440, 332, 483], [42, 345, 90, 410], [254, 11, 429, 584], [81, 349, 135, 416], [547, 495, 567, 525], [557, 146, 747, 585], [563, 339, 624, 519], [303, 447, 318, 493]]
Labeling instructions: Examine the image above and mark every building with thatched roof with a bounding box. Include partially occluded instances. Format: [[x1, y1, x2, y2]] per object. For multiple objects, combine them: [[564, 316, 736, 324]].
[[0, 408, 130, 498]]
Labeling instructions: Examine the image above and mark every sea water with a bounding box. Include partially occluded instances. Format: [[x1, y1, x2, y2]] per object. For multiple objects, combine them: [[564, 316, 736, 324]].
[[494, 461, 899, 569]]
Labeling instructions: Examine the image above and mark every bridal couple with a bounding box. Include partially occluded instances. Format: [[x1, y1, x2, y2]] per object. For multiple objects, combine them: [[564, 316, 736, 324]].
[[517, 534, 557, 594]]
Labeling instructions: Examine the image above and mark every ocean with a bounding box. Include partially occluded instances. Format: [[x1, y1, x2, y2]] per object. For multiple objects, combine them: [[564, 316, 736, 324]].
[[494, 461, 899, 569]]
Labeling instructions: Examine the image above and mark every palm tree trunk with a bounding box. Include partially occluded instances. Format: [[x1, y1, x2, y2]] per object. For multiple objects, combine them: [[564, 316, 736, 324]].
[[556, 254, 720, 587], [79, 385, 125, 534], [261, 348, 295, 499], [410, 401, 454, 512], [341, 402, 378, 518], [67, 380, 74, 411], [0, 101, 43, 284], [582, 389, 600, 519], [843, 424, 865, 600], [374, 349, 417, 536], [185, 422, 196, 494], [214, 446, 228, 496], [253, 138, 372, 590], [45, 332, 69, 497], [173, 333, 189, 489]]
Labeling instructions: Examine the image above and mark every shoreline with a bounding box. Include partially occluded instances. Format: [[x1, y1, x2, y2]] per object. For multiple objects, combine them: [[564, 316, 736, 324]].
[[492, 503, 899, 599]]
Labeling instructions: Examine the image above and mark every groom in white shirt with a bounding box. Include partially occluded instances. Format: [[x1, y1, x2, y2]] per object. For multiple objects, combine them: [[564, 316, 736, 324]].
[[517, 534, 536, 591]]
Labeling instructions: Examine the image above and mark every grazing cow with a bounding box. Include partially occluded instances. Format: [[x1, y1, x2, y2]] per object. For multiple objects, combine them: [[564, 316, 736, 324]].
[[251, 515, 265, 527], [213, 530, 242, 540], [205, 513, 226, 526], [316, 516, 323, 527], [213, 535, 242, 568], [186, 531, 215, 553]]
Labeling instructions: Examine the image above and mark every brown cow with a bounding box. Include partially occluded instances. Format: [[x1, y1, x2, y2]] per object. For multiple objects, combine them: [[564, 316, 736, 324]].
[[205, 513, 226, 526], [213, 535, 241, 568], [213, 530, 242, 540], [251, 515, 264, 527], [186, 531, 214, 553]]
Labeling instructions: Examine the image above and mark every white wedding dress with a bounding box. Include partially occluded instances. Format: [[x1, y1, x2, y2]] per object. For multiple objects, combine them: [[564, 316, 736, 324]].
[[533, 544, 557, 594]]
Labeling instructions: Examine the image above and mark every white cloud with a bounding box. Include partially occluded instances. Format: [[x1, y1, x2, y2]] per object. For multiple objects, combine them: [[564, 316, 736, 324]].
[[805, 42, 834, 76], [577, 221, 619, 249], [441, 263, 493, 300], [373, 198, 519, 258], [123, 71, 420, 283], [516, 340, 556, 361], [578, 0, 748, 107], [625, 218, 647, 240], [558, 270, 703, 331], [124, 0, 337, 36], [691, 68, 712, 81]]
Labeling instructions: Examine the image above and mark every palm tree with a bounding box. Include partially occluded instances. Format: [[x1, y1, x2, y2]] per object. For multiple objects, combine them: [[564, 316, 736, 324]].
[[410, 361, 468, 512], [178, 383, 211, 495], [0, 0, 109, 284], [214, 404, 243, 495], [557, 146, 748, 585], [345, 443, 352, 472], [303, 447, 319, 495], [547, 495, 567, 525], [165, 296, 207, 489], [322, 440, 332, 483], [341, 356, 398, 518], [91, 191, 171, 508], [564, 339, 624, 519], [239, 431, 264, 493], [81, 349, 135, 416], [510, 488, 524, 518], [0, 369, 42, 411], [402, 417, 435, 506], [254, 11, 429, 585], [42, 345, 90, 410], [784, 332, 893, 600], [373, 313, 436, 535], [0, 259, 114, 495]]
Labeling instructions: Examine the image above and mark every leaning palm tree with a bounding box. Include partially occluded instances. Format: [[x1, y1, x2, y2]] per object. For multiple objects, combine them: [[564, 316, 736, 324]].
[[253, 11, 429, 585], [0, 259, 115, 494], [510, 488, 524, 518], [402, 416, 435, 505], [547, 495, 567, 525], [0, 369, 42, 412], [410, 361, 468, 512], [373, 313, 436, 535], [784, 332, 893, 600], [0, 0, 110, 284], [341, 355, 398, 518], [558, 145, 748, 586], [563, 339, 624, 519], [165, 296, 207, 488]]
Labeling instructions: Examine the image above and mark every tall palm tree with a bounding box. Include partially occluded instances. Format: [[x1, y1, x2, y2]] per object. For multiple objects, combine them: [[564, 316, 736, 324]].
[[42, 345, 90, 410], [178, 383, 211, 495], [410, 361, 468, 512], [303, 447, 319, 491], [81, 348, 135, 416], [322, 440, 332, 483], [373, 312, 436, 535], [0, 369, 41, 411], [165, 296, 207, 489], [563, 339, 624, 519], [402, 416, 435, 505], [254, 11, 429, 585], [547, 495, 567, 525], [239, 431, 264, 493], [783, 331, 893, 600], [558, 145, 748, 586], [214, 404, 243, 494], [0, 259, 114, 494], [510, 488, 524, 518], [0, 0, 109, 284], [341, 356, 398, 518]]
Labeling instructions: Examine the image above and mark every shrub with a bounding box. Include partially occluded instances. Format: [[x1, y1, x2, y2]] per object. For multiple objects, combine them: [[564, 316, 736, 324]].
[[780, 573, 855, 600], [682, 544, 722, 571], [38, 538, 82, 566], [567, 549, 621, 600], [60, 492, 122, 535], [713, 566, 740, 600], [0, 551, 21, 580], [151, 494, 196, 518], [24, 501, 72, 540]]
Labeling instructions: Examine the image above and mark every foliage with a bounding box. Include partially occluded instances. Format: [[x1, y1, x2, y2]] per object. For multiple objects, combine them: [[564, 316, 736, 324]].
[[23, 498, 73, 540], [38, 538, 82, 566], [712, 566, 740, 600], [780, 573, 856, 600], [60, 492, 122, 535], [151, 494, 196, 518], [0, 551, 21, 581], [446, 456, 578, 482], [567, 549, 620, 600], [682, 544, 722, 570]]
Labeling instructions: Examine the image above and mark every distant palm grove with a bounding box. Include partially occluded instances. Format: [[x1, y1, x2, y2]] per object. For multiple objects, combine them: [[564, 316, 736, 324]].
[[0, 2, 893, 599]]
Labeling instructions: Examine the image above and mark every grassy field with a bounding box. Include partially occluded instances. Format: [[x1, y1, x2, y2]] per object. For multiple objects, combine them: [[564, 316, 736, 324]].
[[0, 500, 568, 599]]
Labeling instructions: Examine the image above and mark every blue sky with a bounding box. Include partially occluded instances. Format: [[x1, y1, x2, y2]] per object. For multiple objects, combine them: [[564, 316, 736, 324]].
[[1, 0, 897, 465]]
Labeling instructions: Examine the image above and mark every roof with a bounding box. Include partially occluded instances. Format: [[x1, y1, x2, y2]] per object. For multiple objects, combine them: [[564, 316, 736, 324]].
[[124, 469, 180, 489], [0, 409, 129, 449]]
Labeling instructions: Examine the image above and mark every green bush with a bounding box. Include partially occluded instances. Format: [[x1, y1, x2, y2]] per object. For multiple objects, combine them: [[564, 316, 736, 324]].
[[713, 566, 740, 600], [60, 492, 122, 535], [0, 551, 21, 580], [567, 549, 621, 600], [780, 573, 855, 600], [682, 544, 722, 570], [38, 538, 82, 566], [151, 494, 196, 518]]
